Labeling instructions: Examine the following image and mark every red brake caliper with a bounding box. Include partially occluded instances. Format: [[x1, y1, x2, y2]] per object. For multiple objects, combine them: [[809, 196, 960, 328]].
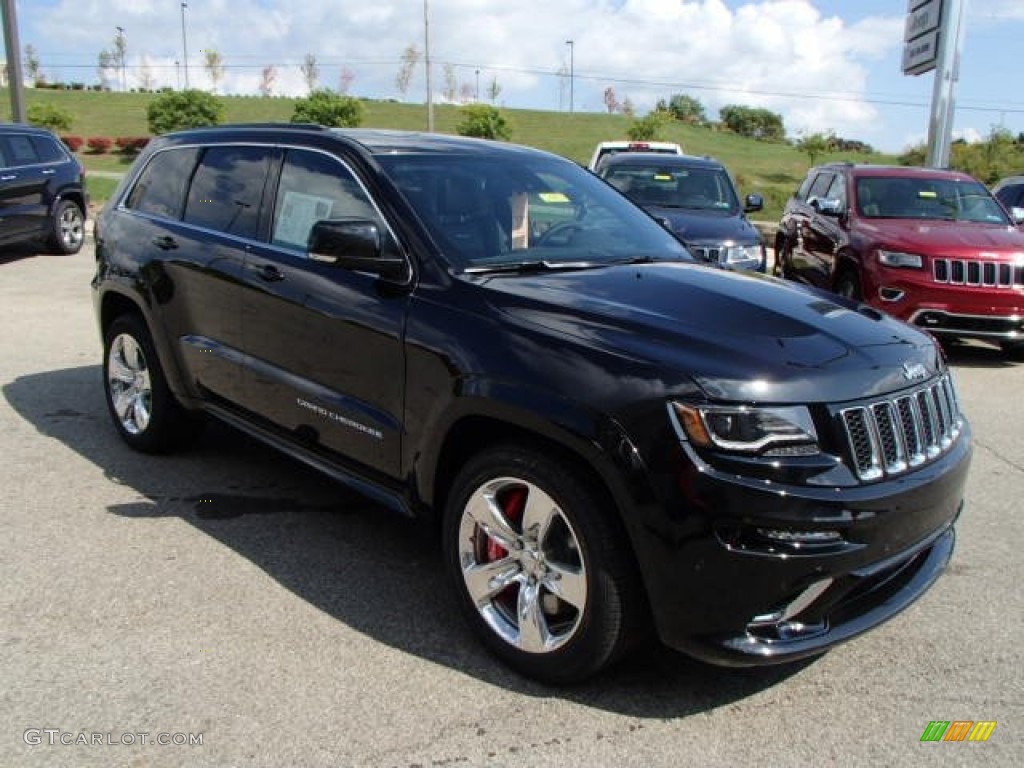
[[486, 486, 526, 561]]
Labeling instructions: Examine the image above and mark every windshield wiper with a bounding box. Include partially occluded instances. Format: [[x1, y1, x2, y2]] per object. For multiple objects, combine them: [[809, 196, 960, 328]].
[[463, 259, 609, 275]]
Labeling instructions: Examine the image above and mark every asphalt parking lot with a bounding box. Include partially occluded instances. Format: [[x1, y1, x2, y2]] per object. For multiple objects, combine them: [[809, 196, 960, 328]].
[[2, 241, 1021, 767]]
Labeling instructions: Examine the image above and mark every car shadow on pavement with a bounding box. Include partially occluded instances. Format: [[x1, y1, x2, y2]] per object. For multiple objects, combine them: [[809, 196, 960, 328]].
[[4, 364, 813, 717], [940, 339, 1021, 369]]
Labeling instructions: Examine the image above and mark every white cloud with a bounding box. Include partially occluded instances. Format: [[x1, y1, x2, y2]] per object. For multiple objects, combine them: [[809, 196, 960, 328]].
[[25, 0, 911, 145]]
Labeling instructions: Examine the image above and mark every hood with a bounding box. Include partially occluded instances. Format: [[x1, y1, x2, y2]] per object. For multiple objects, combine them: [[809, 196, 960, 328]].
[[859, 218, 1024, 254], [644, 205, 761, 245], [472, 263, 942, 404]]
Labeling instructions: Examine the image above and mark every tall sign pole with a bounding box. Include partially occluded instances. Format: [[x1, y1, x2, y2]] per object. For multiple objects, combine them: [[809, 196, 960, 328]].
[[902, 0, 969, 168], [424, 0, 434, 132], [2, 0, 26, 122]]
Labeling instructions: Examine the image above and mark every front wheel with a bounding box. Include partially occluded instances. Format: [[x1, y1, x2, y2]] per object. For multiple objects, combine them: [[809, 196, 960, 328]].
[[835, 269, 863, 301], [443, 444, 645, 684], [103, 314, 201, 453], [48, 199, 85, 254], [1001, 340, 1024, 361]]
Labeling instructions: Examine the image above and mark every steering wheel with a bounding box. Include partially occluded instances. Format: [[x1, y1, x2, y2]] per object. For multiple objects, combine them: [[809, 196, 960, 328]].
[[535, 221, 585, 247]]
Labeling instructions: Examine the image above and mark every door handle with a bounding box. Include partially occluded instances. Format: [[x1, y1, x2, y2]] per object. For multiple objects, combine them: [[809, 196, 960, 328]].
[[0, 174, 15, 181], [42, 169, 56, 175], [256, 264, 285, 282], [151, 235, 179, 250]]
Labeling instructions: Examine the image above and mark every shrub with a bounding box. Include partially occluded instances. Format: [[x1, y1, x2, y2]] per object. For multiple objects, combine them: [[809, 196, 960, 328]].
[[455, 104, 510, 141], [290, 89, 364, 127], [626, 111, 668, 142], [86, 136, 114, 154], [147, 89, 224, 135], [61, 135, 84, 152], [115, 136, 150, 155], [27, 102, 74, 132]]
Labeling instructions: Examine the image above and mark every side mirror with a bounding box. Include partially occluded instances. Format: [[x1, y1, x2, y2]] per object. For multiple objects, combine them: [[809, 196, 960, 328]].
[[744, 193, 764, 213], [809, 196, 843, 217], [1011, 206, 1024, 226], [308, 219, 408, 281]]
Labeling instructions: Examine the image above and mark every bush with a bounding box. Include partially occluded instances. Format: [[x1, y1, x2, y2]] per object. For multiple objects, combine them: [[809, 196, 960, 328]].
[[147, 89, 224, 135], [626, 111, 668, 142], [290, 89, 364, 127], [114, 136, 150, 155], [455, 104, 510, 141], [61, 135, 84, 152], [86, 137, 113, 154], [27, 102, 74, 132]]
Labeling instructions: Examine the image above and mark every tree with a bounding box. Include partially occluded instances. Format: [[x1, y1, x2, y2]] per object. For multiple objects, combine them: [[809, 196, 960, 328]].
[[204, 50, 224, 93], [113, 28, 127, 90], [97, 50, 116, 91], [259, 65, 277, 97], [665, 93, 707, 125], [147, 89, 224, 134], [796, 131, 835, 167], [603, 87, 620, 114], [396, 44, 420, 98], [338, 67, 355, 95], [621, 97, 635, 118], [291, 89, 363, 127], [443, 62, 458, 103], [719, 105, 785, 140], [456, 104, 510, 140], [24, 44, 40, 83], [486, 76, 502, 105], [27, 103, 73, 132], [300, 53, 319, 93], [626, 111, 667, 142], [138, 58, 156, 91]]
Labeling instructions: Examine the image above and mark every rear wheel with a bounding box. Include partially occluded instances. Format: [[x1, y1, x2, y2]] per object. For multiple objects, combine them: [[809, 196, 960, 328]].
[[103, 314, 202, 453], [443, 444, 644, 684], [48, 199, 85, 254], [1001, 340, 1024, 361]]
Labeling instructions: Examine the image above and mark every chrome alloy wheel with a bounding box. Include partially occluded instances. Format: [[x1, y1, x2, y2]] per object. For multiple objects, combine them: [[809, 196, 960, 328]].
[[107, 333, 153, 435], [457, 477, 588, 654], [59, 204, 85, 251]]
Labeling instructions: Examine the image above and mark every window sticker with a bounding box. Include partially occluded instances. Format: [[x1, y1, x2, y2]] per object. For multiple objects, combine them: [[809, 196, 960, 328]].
[[274, 190, 335, 248], [538, 192, 569, 203]]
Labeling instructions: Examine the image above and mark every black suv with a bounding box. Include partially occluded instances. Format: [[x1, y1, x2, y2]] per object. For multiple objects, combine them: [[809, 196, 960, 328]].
[[597, 152, 766, 271], [93, 126, 971, 683], [0, 123, 87, 254]]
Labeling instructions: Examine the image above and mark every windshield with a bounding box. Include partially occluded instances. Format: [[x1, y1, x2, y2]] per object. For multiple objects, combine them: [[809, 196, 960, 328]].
[[376, 152, 693, 270], [855, 176, 1010, 224], [602, 165, 739, 213]]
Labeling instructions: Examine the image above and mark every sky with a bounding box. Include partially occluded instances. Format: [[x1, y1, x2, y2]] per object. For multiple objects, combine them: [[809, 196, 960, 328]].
[[8, 0, 1024, 153]]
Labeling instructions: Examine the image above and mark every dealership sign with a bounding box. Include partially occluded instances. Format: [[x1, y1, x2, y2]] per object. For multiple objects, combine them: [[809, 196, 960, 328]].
[[903, 0, 944, 75]]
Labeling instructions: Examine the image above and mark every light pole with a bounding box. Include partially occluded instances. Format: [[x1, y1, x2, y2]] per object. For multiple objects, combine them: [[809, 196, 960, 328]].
[[475, 68, 480, 102], [115, 26, 126, 91], [565, 39, 574, 113], [424, 0, 434, 131], [180, 2, 189, 88], [2, 0, 26, 121]]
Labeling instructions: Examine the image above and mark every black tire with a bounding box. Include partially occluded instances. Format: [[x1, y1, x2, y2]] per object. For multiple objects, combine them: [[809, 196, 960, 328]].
[[1001, 340, 1024, 361], [443, 443, 645, 684], [48, 199, 86, 255], [103, 314, 202, 453], [835, 269, 862, 301]]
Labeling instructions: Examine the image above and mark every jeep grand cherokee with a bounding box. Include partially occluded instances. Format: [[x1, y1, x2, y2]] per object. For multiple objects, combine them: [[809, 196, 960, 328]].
[[93, 126, 971, 683]]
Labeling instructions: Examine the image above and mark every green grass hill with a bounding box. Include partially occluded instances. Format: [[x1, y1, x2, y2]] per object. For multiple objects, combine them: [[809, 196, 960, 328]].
[[1, 87, 898, 219]]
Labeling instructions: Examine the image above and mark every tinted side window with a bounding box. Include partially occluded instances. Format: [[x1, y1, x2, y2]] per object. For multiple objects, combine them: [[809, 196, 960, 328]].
[[794, 173, 816, 202], [826, 174, 847, 207], [271, 149, 377, 250], [996, 185, 1022, 209], [0, 134, 40, 167], [31, 136, 66, 163], [183, 146, 272, 239], [126, 147, 200, 220]]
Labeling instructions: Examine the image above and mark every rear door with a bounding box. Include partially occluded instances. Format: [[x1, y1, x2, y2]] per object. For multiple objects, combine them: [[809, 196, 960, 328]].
[[0, 132, 49, 240], [238, 147, 410, 478]]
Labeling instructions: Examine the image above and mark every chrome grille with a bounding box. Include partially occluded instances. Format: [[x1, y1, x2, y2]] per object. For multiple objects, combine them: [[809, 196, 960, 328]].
[[840, 375, 962, 482], [933, 258, 1023, 288]]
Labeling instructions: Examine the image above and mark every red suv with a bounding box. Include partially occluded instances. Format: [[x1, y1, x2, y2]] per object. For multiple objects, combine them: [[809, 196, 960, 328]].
[[775, 164, 1024, 358]]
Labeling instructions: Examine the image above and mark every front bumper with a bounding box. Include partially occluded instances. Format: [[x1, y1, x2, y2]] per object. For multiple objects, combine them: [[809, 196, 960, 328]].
[[631, 420, 971, 666]]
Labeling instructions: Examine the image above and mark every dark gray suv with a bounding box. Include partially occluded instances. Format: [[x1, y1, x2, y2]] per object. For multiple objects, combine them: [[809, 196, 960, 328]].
[[0, 124, 88, 254]]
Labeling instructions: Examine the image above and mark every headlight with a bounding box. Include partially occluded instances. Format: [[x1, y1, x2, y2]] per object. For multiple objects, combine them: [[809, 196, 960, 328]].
[[878, 250, 923, 269], [671, 403, 819, 454], [722, 244, 763, 265]]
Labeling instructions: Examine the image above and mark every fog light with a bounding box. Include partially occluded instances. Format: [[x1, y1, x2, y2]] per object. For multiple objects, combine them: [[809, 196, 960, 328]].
[[757, 528, 842, 544], [879, 287, 905, 302]]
